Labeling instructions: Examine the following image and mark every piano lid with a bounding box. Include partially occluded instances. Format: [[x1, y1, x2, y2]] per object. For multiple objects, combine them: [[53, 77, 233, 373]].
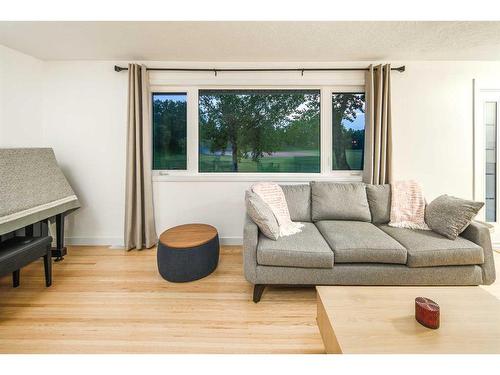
[[0, 148, 80, 236]]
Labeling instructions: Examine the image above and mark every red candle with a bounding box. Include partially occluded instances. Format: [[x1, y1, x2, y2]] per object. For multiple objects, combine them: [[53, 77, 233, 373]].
[[415, 297, 440, 329]]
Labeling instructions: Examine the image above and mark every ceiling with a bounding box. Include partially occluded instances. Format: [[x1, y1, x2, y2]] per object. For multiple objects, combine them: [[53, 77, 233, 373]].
[[1, 21, 500, 61]]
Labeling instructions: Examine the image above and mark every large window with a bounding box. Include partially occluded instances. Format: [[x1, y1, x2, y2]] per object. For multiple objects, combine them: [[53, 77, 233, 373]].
[[198, 89, 320, 173], [332, 93, 366, 170], [151, 86, 367, 178], [152, 93, 187, 170]]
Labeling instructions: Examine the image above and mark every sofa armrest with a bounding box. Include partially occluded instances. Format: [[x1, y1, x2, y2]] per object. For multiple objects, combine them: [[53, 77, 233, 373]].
[[243, 215, 259, 284], [461, 221, 496, 285]]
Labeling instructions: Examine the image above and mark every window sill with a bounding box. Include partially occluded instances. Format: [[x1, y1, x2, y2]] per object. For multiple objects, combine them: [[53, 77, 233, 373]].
[[152, 172, 363, 183]]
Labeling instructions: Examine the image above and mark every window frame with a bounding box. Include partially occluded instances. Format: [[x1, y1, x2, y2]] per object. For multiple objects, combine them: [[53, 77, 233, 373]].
[[473, 79, 500, 223], [151, 83, 364, 182]]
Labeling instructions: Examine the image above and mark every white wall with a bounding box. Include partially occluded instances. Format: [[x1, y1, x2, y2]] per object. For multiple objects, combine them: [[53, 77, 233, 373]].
[[2, 45, 500, 246], [391, 62, 500, 201], [0, 45, 43, 146], [41, 62, 128, 245], [154, 181, 254, 245]]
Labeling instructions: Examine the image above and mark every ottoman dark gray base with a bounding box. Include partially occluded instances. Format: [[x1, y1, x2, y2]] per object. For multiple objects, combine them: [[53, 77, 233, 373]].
[[157, 224, 219, 283]]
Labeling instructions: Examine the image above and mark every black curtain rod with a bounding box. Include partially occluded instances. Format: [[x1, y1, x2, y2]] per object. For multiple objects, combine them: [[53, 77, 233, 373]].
[[114, 65, 405, 75]]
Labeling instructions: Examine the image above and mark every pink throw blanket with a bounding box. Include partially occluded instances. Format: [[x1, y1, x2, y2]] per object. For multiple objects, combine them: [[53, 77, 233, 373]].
[[389, 180, 430, 230]]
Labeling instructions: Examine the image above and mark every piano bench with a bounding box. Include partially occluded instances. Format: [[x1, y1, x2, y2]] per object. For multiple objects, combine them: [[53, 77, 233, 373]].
[[0, 236, 53, 288]]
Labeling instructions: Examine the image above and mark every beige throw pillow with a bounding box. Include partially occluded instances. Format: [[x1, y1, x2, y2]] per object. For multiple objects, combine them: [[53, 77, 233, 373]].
[[245, 191, 279, 240]]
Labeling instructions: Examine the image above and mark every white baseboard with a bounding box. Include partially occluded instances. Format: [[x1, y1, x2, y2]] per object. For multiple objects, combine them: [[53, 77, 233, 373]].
[[66, 237, 124, 247], [66, 236, 243, 247], [219, 237, 243, 246]]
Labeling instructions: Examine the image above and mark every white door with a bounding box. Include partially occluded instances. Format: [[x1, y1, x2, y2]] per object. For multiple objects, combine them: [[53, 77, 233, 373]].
[[474, 83, 500, 243]]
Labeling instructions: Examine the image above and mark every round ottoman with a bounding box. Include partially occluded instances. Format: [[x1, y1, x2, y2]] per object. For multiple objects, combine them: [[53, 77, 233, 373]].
[[157, 223, 219, 282]]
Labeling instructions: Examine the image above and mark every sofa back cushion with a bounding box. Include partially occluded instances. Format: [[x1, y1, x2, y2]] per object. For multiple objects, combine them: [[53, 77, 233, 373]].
[[311, 182, 371, 222], [366, 184, 391, 224], [280, 184, 311, 222]]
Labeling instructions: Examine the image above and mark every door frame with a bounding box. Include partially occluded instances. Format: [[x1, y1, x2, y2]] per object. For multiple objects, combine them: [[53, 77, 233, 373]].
[[473, 79, 500, 224]]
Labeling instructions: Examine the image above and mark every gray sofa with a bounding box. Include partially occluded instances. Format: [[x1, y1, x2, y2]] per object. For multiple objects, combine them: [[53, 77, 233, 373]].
[[243, 182, 496, 302]]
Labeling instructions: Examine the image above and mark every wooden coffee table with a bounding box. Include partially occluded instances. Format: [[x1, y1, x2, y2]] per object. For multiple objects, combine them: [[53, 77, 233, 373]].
[[316, 286, 500, 354]]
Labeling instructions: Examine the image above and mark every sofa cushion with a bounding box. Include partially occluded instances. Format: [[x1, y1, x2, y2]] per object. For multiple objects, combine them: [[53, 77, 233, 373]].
[[311, 182, 371, 222], [280, 184, 311, 222], [378, 224, 484, 267], [257, 222, 333, 268], [315, 221, 407, 264], [366, 184, 391, 224]]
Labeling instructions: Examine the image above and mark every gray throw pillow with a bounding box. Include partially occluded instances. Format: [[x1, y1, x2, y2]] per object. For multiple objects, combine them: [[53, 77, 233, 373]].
[[245, 191, 279, 240], [366, 184, 391, 224], [311, 182, 371, 222], [425, 195, 484, 240]]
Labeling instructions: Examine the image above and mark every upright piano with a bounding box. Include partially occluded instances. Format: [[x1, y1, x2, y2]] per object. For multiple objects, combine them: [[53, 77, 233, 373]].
[[0, 148, 80, 260]]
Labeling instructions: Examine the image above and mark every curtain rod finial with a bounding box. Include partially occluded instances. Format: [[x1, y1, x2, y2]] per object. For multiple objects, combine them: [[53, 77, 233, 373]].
[[395, 65, 405, 72], [114, 65, 127, 72]]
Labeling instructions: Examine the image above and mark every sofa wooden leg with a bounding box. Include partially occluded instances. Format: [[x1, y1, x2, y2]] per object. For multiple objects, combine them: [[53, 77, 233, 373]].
[[12, 269, 20, 288], [253, 284, 266, 303]]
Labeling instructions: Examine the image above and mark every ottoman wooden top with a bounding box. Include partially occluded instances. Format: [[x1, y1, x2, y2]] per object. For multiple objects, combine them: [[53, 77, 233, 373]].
[[159, 224, 217, 249]]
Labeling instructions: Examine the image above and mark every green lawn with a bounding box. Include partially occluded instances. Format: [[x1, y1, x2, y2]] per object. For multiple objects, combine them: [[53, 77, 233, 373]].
[[345, 149, 363, 170], [332, 149, 363, 170], [199, 153, 320, 173], [154, 150, 360, 172], [153, 154, 187, 170]]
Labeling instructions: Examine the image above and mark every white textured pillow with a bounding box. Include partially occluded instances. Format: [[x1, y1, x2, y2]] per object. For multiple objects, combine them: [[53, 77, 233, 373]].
[[245, 191, 279, 240]]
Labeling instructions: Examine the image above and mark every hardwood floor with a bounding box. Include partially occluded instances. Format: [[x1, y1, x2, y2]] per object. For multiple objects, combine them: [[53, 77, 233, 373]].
[[0, 246, 323, 354], [0, 246, 499, 354]]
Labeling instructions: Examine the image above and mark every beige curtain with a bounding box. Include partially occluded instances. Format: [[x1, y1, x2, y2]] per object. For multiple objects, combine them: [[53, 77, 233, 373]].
[[363, 64, 393, 185], [124, 64, 157, 250]]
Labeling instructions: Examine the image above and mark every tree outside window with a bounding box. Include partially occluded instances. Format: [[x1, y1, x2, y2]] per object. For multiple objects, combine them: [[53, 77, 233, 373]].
[[332, 93, 365, 171], [198, 90, 320, 173]]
